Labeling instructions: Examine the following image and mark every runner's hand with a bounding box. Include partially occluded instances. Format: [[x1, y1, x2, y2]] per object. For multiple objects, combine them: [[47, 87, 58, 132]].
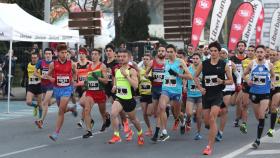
[[198, 87, 206, 95], [111, 86, 116, 93]]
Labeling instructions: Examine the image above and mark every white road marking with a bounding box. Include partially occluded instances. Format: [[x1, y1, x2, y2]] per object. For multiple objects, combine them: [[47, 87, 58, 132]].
[[221, 128, 280, 158], [0, 145, 48, 158], [247, 150, 280, 155], [68, 131, 103, 140]]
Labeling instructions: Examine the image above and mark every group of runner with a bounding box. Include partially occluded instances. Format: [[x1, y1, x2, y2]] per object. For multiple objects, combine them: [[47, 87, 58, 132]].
[[24, 41, 280, 155]]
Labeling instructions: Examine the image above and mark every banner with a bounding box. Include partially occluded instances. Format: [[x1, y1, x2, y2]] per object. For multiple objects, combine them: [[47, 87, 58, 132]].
[[191, 0, 213, 48], [255, 7, 264, 46], [269, 8, 280, 49], [228, 2, 253, 51], [242, 0, 262, 47], [209, 0, 231, 43]]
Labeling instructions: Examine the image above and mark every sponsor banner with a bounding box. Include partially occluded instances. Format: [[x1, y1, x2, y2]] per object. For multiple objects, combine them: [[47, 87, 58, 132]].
[[191, 0, 213, 48], [228, 2, 253, 50], [256, 7, 264, 46], [242, 0, 262, 47], [209, 0, 231, 43], [269, 8, 280, 49]]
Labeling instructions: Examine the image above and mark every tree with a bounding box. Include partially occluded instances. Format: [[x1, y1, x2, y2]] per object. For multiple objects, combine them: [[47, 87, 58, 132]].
[[121, 0, 150, 42]]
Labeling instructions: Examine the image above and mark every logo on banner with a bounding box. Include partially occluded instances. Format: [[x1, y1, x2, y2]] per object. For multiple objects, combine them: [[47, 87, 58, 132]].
[[194, 18, 204, 26], [199, 0, 210, 9], [239, 10, 250, 17], [257, 26, 261, 32], [256, 39, 260, 43], [230, 38, 237, 43], [192, 35, 199, 41], [259, 14, 263, 20], [233, 24, 242, 31]]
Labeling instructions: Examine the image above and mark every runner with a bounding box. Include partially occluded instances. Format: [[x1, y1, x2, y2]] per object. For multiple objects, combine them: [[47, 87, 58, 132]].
[[185, 53, 203, 139], [139, 53, 154, 136], [48, 43, 78, 141], [243, 45, 275, 148], [76, 48, 92, 128], [230, 41, 247, 127], [108, 49, 144, 145], [194, 41, 233, 155], [158, 44, 192, 140], [81, 49, 110, 138], [239, 45, 255, 134], [34, 48, 54, 128], [145, 45, 166, 142], [216, 48, 240, 141], [104, 44, 131, 134], [267, 49, 280, 137], [25, 52, 42, 123]]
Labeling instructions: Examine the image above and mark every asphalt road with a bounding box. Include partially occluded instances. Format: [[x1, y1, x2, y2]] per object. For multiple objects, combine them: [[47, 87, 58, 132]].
[[0, 101, 280, 158]]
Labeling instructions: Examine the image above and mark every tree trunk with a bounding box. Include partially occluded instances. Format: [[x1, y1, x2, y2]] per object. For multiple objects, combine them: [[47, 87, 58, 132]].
[[114, 0, 121, 45]]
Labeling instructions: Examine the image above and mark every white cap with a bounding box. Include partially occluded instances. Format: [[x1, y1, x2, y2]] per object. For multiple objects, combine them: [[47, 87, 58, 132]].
[[221, 48, 228, 54]]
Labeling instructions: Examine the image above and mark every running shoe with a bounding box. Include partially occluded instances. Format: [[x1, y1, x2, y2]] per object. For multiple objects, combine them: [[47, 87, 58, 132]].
[[160, 133, 170, 141], [194, 132, 202, 140], [82, 131, 93, 139], [126, 130, 134, 141], [77, 119, 83, 128], [240, 123, 248, 134], [100, 123, 107, 132], [203, 145, 212, 155], [233, 119, 239, 127], [33, 106, 38, 117], [35, 120, 43, 129], [150, 136, 158, 143], [123, 119, 130, 133], [49, 133, 58, 142], [138, 134, 144, 145], [267, 128, 275, 137], [252, 139, 260, 149], [215, 131, 223, 142], [144, 130, 153, 137], [172, 119, 179, 131], [108, 134, 121, 144]]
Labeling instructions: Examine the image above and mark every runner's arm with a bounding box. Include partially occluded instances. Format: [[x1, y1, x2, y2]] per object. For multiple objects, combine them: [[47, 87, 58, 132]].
[[270, 63, 276, 87], [72, 62, 77, 82], [224, 64, 233, 85], [242, 62, 252, 83], [127, 68, 139, 89], [179, 59, 192, 80], [194, 63, 203, 90], [98, 64, 109, 84]]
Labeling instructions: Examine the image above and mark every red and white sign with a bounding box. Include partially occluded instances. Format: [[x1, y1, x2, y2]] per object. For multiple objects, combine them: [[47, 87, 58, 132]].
[[191, 0, 213, 48], [228, 2, 253, 51], [256, 7, 264, 46]]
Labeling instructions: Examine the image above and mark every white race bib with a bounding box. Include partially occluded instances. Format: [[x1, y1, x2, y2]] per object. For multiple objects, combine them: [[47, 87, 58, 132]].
[[164, 76, 177, 87], [29, 75, 40, 85], [88, 81, 99, 90], [117, 87, 128, 96], [204, 75, 218, 87], [153, 71, 164, 82], [253, 75, 266, 86], [57, 76, 70, 87]]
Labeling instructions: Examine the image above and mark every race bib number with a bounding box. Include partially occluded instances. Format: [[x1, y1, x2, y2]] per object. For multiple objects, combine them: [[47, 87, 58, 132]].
[[117, 87, 128, 96], [190, 84, 199, 92], [253, 75, 266, 86], [88, 81, 99, 90], [41, 70, 48, 79], [29, 75, 40, 85], [164, 76, 177, 87], [57, 76, 70, 87], [153, 71, 164, 82], [204, 75, 218, 87], [140, 82, 151, 90], [78, 76, 86, 82]]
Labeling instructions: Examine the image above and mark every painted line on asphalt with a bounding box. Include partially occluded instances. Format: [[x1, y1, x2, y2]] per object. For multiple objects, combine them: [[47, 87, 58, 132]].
[[247, 149, 280, 156], [68, 131, 103, 140], [0, 145, 48, 158], [221, 128, 280, 158]]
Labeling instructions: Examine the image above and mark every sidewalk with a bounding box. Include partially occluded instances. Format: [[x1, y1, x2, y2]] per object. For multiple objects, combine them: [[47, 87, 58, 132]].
[[0, 87, 26, 101]]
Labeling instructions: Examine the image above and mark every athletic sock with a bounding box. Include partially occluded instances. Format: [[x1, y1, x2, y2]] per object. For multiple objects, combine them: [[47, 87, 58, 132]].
[[114, 131, 120, 137], [137, 129, 143, 135], [271, 112, 277, 129], [162, 129, 167, 135], [257, 119, 265, 139]]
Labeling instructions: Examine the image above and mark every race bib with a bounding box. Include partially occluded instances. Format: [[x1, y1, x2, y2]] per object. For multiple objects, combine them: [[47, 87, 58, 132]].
[[29, 75, 40, 85], [153, 71, 164, 82], [88, 81, 99, 90], [140, 82, 151, 90], [190, 84, 199, 92], [78, 76, 87, 82], [204, 75, 218, 87], [164, 76, 177, 87], [253, 75, 266, 86], [41, 70, 48, 79], [117, 87, 128, 96], [57, 76, 70, 87]]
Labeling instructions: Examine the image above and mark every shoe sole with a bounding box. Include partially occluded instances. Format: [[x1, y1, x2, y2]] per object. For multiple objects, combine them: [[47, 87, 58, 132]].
[[49, 135, 57, 142], [161, 136, 170, 141], [252, 143, 259, 149]]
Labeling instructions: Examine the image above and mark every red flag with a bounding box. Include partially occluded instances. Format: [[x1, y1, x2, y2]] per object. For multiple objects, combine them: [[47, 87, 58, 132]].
[[191, 0, 213, 49], [228, 2, 253, 51], [256, 8, 264, 46]]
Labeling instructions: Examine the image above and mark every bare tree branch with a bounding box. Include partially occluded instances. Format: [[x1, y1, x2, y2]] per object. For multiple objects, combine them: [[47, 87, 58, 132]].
[[76, 0, 84, 11], [83, 0, 88, 11]]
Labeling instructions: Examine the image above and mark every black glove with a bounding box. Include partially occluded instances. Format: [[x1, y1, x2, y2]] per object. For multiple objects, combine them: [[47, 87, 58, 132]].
[[92, 72, 99, 79], [168, 69, 178, 76], [148, 76, 154, 81]]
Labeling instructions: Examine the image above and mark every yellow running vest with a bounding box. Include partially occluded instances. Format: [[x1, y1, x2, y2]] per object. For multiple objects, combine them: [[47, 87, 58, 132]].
[[139, 67, 152, 95], [115, 68, 132, 99]]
